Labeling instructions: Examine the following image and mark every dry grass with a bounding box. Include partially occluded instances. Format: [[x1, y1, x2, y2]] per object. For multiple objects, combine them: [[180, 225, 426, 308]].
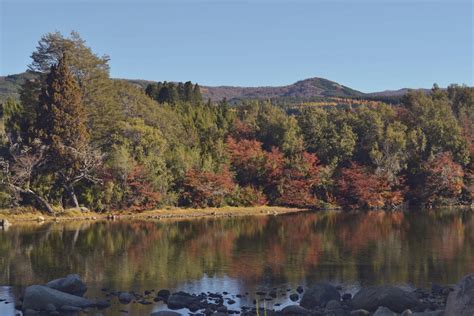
[[0, 205, 307, 223]]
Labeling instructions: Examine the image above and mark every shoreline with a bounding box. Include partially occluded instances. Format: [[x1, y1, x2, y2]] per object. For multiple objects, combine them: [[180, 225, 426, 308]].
[[0, 205, 310, 224]]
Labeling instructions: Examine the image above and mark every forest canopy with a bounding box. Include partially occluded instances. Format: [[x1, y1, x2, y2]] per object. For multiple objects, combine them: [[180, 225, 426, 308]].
[[0, 31, 472, 213]]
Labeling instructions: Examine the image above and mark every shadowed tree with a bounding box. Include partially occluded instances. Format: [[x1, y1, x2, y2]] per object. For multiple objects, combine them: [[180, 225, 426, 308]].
[[36, 54, 101, 209]]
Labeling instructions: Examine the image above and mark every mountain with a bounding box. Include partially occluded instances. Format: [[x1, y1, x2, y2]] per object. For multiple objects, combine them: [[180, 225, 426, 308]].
[[199, 77, 364, 101], [0, 72, 429, 104], [368, 88, 432, 97]]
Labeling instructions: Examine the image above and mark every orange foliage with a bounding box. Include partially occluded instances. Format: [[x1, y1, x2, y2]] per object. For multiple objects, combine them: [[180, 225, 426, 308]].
[[181, 168, 236, 207], [423, 152, 464, 205], [337, 163, 404, 209], [125, 165, 161, 211]]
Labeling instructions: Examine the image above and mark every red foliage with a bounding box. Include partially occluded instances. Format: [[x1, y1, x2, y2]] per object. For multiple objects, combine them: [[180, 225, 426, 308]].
[[125, 165, 162, 211], [227, 136, 321, 208], [230, 119, 256, 140], [182, 168, 236, 208], [274, 152, 321, 208], [423, 152, 464, 205], [337, 163, 404, 209], [226, 136, 266, 186]]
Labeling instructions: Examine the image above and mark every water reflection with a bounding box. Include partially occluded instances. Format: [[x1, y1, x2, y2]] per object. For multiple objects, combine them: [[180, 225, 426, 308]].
[[0, 210, 472, 315]]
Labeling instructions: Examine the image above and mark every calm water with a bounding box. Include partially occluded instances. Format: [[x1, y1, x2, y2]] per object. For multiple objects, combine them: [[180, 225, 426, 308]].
[[0, 210, 473, 315]]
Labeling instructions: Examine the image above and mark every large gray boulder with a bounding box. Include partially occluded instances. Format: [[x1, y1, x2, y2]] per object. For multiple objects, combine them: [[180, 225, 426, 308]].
[[444, 273, 474, 316], [22, 285, 96, 311], [166, 291, 202, 310], [351, 285, 420, 313], [45, 274, 87, 297], [278, 305, 312, 315], [299, 283, 341, 309], [373, 306, 397, 316]]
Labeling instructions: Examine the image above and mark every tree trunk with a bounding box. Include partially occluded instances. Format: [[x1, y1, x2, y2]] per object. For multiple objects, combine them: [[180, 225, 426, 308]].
[[9, 184, 55, 214], [67, 186, 80, 209]]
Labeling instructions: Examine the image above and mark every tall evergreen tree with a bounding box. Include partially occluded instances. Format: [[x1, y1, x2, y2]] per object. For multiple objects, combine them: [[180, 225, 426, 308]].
[[36, 54, 97, 209]]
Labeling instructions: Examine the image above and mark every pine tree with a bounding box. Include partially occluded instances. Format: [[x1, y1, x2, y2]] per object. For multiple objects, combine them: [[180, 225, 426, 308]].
[[193, 84, 202, 104]]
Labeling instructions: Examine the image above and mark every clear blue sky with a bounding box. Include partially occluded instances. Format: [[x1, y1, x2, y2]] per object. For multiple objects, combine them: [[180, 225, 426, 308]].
[[1, 0, 472, 92]]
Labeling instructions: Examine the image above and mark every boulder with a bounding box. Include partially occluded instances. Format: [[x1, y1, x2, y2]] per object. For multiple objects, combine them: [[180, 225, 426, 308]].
[[373, 306, 397, 316], [411, 311, 444, 316], [22, 285, 96, 311], [351, 285, 420, 313], [349, 310, 370, 316], [444, 273, 474, 316], [299, 283, 341, 309], [167, 291, 202, 310], [118, 292, 134, 304], [45, 274, 87, 297], [157, 289, 171, 300], [324, 300, 346, 316], [278, 305, 312, 315], [150, 312, 182, 316]]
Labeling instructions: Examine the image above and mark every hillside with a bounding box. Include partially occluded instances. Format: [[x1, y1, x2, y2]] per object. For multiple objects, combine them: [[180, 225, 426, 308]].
[[0, 72, 426, 104]]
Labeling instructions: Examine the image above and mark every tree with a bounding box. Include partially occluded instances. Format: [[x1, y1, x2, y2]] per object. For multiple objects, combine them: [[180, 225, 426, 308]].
[[298, 107, 356, 166], [0, 143, 54, 213], [181, 168, 235, 208], [421, 152, 464, 206], [336, 163, 404, 209], [35, 54, 100, 209]]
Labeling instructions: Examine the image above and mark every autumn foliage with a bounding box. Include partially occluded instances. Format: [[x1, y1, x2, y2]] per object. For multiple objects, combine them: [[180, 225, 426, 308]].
[[226, 136, 321, 208], [337, 163, 404, 209], [422, 152, 464, 205], [181, 168, 236, 208], [125, 165, 162, 211]]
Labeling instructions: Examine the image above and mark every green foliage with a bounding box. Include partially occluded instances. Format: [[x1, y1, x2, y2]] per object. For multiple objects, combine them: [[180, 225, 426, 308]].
[[0, 31, 472, 212]]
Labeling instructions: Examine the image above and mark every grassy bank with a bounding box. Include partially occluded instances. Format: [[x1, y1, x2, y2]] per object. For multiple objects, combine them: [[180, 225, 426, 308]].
[[0, 206, 309, 224]]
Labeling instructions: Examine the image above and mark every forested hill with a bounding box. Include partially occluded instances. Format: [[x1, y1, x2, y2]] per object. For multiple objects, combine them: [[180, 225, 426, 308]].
[[1, 71, 418, 103]]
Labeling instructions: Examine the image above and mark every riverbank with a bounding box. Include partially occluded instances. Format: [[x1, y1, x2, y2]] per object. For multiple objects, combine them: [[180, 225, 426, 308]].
[[0, 205, 309, 224], [13, 273, 474, 316]]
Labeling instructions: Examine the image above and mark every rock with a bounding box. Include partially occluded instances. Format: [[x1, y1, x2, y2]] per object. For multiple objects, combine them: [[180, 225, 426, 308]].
[[269, 289, 277, 298], [324, 300, 346, 316], [411, 311, 444, 316], [342, 293, 352, 301], [373, 306, 397, 316], [349, 310, 370, 316], [296, 286, 304, 294], [351, 285, 420, 313], [445, 273, 474, 316], [401, 310, 413, 316], [36, 216, 45, 222], [45, 303, 56, 312], [278, 305, 311, 315], [118, 292, 134, 304], [95, 300, 111, 309], [167, 291, 202, 310], [157, 289, 171, 300], [22, 285, 96, 311], [289, 293, 299, 301], [150, 312, 182, 316], [45, 274, 87, 297], [59, 305, 83, 312], [299, 283, 341, 309]]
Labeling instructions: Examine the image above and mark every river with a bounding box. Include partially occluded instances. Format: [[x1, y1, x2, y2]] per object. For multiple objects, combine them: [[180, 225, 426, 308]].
[[0, 209, 472, 315]]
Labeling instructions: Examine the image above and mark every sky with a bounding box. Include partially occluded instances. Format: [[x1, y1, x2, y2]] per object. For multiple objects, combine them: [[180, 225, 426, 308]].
[[1, 0, 472, 92]]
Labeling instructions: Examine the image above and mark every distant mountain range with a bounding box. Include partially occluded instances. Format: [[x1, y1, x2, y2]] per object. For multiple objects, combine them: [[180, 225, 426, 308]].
[[0, 72, 432, 103]]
